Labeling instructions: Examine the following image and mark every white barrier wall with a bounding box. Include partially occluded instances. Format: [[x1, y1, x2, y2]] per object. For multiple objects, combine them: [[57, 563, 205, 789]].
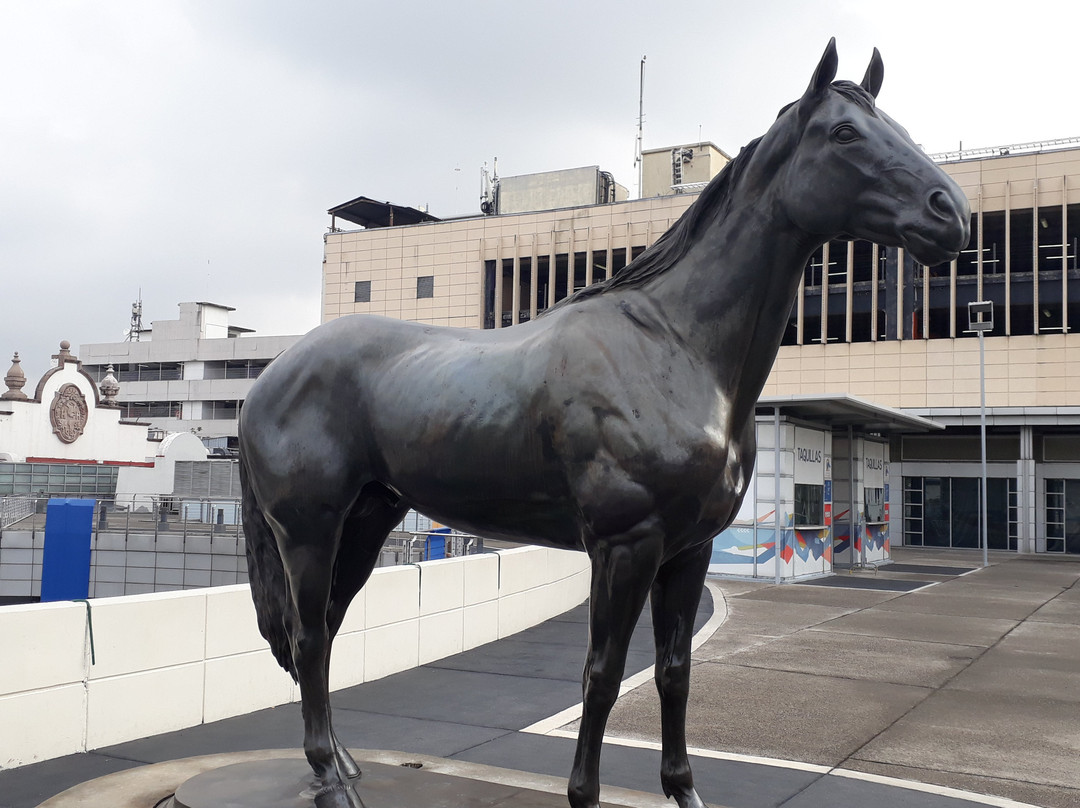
[[0, 546, 590, 769]]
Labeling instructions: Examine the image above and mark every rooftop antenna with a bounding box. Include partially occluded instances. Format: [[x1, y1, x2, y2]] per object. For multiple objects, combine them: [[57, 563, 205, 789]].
[[126, 291, 143, 342], [634, 55, 646, 198], [480, 157, 500, 215]]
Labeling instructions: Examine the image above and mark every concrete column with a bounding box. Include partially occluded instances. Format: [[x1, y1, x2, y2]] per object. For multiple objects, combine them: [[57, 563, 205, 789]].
[[493, 241, 504, 329], [1005, 182, 1012, 335], [529, 235, 539, 322], [871, 243, 880, 341], [1018, 426, 1036, 554], [511, 236, 521, 326], [819, 242, 829, 344]]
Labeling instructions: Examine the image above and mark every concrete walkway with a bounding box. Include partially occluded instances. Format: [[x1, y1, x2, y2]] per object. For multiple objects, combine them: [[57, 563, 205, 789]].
[[1, 546, 1076, 808], [604, 546, 1080, 808]]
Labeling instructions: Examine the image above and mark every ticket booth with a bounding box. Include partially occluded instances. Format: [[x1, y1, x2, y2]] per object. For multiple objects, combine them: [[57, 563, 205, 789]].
[[709, 395, 940, 581], [832, 434, 890, 568]]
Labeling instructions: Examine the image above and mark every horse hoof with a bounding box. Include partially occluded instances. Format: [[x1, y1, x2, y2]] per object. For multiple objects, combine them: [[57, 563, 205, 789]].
[[314, 781, 365, 808]]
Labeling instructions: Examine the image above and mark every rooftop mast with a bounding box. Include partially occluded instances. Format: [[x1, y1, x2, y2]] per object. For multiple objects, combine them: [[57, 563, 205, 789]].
[[634, 55, 646, 199], [126, 292, 143, 342]]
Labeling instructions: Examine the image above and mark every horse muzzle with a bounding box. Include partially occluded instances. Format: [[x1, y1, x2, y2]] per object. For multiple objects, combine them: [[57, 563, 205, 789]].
[[901, 185, 971, 266]]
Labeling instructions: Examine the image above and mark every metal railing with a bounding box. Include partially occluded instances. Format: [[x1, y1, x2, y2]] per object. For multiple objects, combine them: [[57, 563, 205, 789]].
[[1, 497, 488, 568], [0, 494, 245, 541], [378, 530, 486, 567], [0, 496, 34, 530]]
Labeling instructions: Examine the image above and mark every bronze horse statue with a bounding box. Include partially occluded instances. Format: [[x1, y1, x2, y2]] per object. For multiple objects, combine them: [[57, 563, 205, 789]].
[[239, 40, 969, 808]]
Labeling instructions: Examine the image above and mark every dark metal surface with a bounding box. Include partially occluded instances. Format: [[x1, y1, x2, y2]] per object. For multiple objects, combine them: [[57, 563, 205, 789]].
[[328, 196, 441, 229], [238, 40, 970, 808]]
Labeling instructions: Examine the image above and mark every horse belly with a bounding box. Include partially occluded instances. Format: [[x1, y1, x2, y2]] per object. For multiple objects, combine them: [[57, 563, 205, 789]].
[[365, 360, 584, 545]]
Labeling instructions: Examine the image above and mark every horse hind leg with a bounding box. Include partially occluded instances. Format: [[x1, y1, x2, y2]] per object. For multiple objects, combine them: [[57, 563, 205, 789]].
[[323, 488, 408, 780], [649, 541, 712, 808], [273, 508, 364, 808]]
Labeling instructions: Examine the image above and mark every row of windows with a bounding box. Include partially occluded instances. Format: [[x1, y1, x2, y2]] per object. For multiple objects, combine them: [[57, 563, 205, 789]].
[[0, 463, 118, 496], [904, 476, 1019, 551], [355, 275, 434, 303], [482, 247, 648, 328], [202, 400, 241, 420], [85, 360, 270, 383], [1044, 479, 1080, 554], [461, 201, 1080, 341], [83, 362, 184, 383], [117, 401, 242, 421], [121, 401, 183, 419], [785, 203, 1080, 345], [792, 483, 885, 527]]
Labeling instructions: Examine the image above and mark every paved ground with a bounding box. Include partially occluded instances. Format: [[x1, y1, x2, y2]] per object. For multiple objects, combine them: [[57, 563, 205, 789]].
[[1, 546, 1077, 808], [604, 546, 1080, 808]]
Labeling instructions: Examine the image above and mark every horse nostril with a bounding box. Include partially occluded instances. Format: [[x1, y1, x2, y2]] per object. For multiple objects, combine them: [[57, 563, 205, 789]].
[[929, 189, 956, 219]]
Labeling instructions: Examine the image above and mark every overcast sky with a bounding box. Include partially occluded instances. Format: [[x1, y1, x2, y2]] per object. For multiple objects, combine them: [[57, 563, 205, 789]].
[[3, 1, 1078, 382]]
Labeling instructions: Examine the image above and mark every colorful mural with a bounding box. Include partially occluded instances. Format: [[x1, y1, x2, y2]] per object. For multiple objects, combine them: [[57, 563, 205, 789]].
[[710, 514, 832, 577], [833, 519, 890, 562]]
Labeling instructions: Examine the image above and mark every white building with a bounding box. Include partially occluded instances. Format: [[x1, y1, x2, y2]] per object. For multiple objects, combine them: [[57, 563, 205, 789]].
[[0, 341, 207, 500], [80, 302, 302, 450]]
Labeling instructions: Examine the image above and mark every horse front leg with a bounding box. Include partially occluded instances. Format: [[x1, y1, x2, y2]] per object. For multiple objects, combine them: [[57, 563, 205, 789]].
[[568, 538, 661, 808], [650, 540, 711, 808]]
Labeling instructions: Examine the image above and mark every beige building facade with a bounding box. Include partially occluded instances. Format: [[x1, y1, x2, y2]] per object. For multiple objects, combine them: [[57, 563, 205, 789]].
[[640, 141, 730, 197], [322, 140, 1080, 558], [323, 193, 698, 329]]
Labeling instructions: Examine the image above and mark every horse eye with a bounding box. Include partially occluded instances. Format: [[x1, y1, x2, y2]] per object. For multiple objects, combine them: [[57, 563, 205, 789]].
[[834, 124, 859, 143]]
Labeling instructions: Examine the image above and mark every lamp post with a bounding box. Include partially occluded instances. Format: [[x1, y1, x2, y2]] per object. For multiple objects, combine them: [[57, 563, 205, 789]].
[[968, 301, 993, 568]]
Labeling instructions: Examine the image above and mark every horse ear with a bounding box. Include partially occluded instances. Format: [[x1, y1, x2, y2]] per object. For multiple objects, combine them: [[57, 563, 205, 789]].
[[861, 47, 884, 98], [806, 37, 838, 96]]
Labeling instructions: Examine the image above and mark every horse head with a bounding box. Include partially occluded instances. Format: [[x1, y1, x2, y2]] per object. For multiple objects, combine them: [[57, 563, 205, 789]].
[[775, 38, 970, 266]]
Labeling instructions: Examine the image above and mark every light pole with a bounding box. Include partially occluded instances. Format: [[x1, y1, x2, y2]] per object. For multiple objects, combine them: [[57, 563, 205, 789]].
[[968, 301, 993, 567]]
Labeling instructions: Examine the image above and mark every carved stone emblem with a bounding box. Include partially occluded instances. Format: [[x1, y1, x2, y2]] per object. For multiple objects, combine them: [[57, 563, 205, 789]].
[[50, 383, 89, 444]]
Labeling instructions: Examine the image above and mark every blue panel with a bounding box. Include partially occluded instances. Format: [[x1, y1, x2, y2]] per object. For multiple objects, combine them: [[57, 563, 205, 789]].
[[426, 527, 450, 560], [40, 499, 95, 602]]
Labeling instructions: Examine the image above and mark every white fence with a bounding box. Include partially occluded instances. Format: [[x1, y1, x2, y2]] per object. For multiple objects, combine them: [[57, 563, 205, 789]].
[[0, 545, 590, 769]]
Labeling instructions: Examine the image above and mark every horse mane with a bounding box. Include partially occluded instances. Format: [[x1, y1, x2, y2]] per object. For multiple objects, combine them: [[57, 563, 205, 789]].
[[545, 135, 764, 310], [543, 80, 874, 312], [531, 133, 760, 311]]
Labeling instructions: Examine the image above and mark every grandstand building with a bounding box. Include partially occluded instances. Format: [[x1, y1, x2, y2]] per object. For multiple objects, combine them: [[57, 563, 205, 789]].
[[322, 139, 1080, 561]]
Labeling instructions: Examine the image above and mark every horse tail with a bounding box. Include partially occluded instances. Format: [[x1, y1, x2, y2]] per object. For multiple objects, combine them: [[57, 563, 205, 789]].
[[239, 434, 297, 682]]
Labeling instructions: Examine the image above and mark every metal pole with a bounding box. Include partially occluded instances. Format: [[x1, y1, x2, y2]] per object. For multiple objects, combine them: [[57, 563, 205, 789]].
[[980, 329, 989, 567], [635, 56, 646, 199], [774, 407, 782, 585], [752, 420, 759, 579], [969, 300, 993, 567], [849, 424, 858, 568]]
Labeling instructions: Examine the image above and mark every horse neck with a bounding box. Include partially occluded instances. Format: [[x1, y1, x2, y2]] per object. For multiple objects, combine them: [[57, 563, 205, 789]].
[[642, 194, 816, 424]]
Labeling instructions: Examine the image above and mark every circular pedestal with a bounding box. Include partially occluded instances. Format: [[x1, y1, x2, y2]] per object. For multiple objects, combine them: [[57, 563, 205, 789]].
[[170, 758, 318, 808], [35, 750, 675, 808]]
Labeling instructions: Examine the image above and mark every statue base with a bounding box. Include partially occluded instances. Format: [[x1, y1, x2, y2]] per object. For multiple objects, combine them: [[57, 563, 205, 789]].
[[34, 749, 675, 808]]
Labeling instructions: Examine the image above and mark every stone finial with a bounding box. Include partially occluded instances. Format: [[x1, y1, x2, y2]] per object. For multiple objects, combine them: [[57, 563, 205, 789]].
[[2, 352, 28, 401], [53, 340, 77, 367], [100, 364, 120, 407]]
